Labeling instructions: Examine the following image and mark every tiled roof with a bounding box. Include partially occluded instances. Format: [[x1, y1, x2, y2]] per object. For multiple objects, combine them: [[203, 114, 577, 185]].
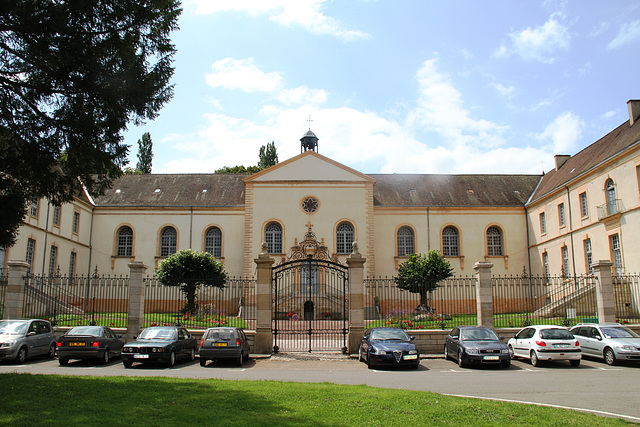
[[529, 119, 640, 203], [370, 174, 540, 207], [92, 173, 541, 209], [92, 174, 248, 207]]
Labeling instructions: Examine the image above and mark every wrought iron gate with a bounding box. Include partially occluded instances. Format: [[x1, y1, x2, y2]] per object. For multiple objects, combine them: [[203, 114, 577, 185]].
[[273, 255, 348, 353]]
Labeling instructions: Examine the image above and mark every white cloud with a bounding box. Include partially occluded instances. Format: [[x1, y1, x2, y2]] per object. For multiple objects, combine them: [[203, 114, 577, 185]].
[[276, 87, 328, 105], [535, 112, 583, 154], [589, 21, 610, 38], [205, 58, 283, 93], [607, 20, 640, 50], [497, 16, 571, 64], [490, 82, 516, 97], [185, 0, 370, 41]]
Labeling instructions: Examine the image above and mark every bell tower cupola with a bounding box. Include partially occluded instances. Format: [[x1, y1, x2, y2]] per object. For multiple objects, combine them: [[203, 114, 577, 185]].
[[300, 129, 318, 153]]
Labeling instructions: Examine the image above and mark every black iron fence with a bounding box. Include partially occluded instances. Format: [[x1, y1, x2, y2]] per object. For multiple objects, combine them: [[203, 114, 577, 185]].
[[0, 271, 7, 319], [613, 274, 640, 324], [364, 277, 477, 330]]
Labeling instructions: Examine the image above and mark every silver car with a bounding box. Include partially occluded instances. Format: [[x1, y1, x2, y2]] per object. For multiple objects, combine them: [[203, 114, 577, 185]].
[[570, 323, 640, 365], [0, 319, 57, 364]]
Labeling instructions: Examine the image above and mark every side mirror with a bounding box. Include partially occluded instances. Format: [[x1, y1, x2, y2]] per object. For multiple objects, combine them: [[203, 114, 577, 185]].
[[595, 335, 602, 341], [117, 335, 122, 339], [499, 336, 505, 341], [451, 335, 458, 340], [27, 331, 36, 337], [410, 336, 415, 341]]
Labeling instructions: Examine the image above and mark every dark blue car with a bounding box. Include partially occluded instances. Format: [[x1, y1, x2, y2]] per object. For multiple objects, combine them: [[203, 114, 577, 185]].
[[358, 327, 420, 369]]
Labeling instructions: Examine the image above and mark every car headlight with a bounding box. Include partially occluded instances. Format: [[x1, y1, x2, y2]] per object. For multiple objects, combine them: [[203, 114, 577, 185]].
[[501, 348, 510, 354], [154, 348, 165, 353], [619, 345, 636, 351], [465, 348, 479, 354], [408, 350, 418, 355], [370, 347, 386, 355], [0, 340, 16, 348]]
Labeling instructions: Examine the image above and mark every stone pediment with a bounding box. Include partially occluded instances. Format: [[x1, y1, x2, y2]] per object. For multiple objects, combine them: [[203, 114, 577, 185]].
[[244, 151, 375, 183]]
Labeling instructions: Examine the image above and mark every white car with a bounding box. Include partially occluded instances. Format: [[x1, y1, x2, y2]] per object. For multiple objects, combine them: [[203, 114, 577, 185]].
[[570, 323, 640, 365], [507, 325, 581, 367]]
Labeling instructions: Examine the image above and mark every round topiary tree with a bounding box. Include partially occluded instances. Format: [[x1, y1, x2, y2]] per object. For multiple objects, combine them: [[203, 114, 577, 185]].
[[156, 249, 228, 316], [394, 250, 454, 310]]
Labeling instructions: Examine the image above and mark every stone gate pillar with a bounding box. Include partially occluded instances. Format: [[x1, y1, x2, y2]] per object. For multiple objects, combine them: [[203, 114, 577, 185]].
[[5, 261, 30, 319], [126, 261, 148, 342], [254, 243, 274, 354], [346, 242, 366, 355], [474, 261, 494, 328], [592, 260, 616, 323]]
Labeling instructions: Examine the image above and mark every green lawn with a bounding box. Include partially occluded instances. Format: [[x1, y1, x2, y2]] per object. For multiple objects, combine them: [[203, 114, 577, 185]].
[[49, 312, 248, 329], [0, 374, 632, 426]]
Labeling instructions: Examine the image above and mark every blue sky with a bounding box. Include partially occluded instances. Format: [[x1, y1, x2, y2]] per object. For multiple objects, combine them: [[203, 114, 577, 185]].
[[123, 0, 640, 175]]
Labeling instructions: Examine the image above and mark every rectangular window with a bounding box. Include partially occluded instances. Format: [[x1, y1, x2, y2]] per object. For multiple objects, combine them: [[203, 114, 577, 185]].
[[72, 211, 80, 234], [579, 192, 588, 218], [584, 239, 593, 274], [558, 203, 565, 227], [611, 234, 623, 277], [69, 251, 77, 276], [562, 246, 570, 277], [26, 238, 36, 274], [30, 198, 39, 217], [48, 245, 58, 276], [543, 252, 549, 279], [52, 205, 61, 226], [539, 212, 546, 234]]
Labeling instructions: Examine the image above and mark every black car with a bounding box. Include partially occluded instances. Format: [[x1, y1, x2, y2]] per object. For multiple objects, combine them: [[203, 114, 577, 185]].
[[57, 325, 124, 365], [199, 327, 251, 367], [121, 326, 197, 368], [358, 327, 420, 369], [444, 326, 510, 368]]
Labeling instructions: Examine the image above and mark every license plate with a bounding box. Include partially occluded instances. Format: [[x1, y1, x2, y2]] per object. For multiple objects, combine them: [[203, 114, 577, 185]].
[[403, 354, 418, 360], [554, 344, 569, 348], [483, 355, 500, 360], [133, 354, 149, 359], [213, 343, 227, 347], [69, 342, 85, 347]]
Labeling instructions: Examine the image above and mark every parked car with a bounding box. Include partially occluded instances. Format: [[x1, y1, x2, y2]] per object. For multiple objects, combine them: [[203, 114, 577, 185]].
[[507, 325, 581, 367], [444, 326, 510, 368], [0, 319, 56, 364], [121, 326, 197, 368], [570, 323, 640, 365], [199, 327, 250, 367], [358, 327, 420, 369], [56, 325, 124, 365]]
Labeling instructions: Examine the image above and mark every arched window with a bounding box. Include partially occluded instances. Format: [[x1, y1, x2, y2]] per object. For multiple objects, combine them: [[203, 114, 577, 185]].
[[442, 226, 459, 256], [486, 226, 503, 256], [160, 226, 177, 257], [397, 226, 414, 257], [265, 222, 282, 254], [117, 226, 133, 257], [605, 178, 617, 215], [336, 222, 354, 254], [205, 227, 222, 257]]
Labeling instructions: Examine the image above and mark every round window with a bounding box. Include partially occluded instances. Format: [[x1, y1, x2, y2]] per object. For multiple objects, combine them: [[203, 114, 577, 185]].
[[301, 197, 319, 214]]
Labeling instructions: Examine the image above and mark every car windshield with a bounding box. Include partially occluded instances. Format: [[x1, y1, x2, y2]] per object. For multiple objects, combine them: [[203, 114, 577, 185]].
[[139, 328, 177, 340], [207, 329, 234, 341], [601, 327, 640, 339], [460, 328, 499, 341], [0, 320, 28, 335], [539, 329, 573, 340], [67, 326, 103, 336], [370, 329, 409, 341]]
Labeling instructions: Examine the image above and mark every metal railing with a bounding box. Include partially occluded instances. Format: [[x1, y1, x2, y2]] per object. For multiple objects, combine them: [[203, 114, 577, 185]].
[[597, 199, 623, 219]]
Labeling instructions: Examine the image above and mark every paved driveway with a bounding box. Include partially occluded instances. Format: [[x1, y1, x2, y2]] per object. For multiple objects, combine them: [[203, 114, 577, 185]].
[[1, 354, 639, 422]]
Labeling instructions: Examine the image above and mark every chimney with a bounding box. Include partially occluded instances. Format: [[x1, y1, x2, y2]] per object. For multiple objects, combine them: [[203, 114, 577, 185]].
[[554, 154, 570, 171], [628, 99, 640, 126]]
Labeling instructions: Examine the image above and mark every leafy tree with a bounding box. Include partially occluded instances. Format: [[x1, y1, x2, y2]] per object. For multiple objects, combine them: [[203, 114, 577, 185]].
[[136, 132, 153, 174], [258, 141, 278, 169], [0, 0, 182, 247], [157, 250, 228, 316], [214, 165, 261, 174], [394, 250, 454, 309]]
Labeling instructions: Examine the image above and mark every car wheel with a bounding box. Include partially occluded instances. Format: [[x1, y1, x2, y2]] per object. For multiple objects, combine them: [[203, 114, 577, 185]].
[[457, 350, 466, 368], [167, 350, 176, 368], [570, 359, 580, 367], [604, 348, 616, 366], [443, 344, 449, 361], [530, 350, 540, 367], [189, 347, 196, 362], [501, 359, 511, 368], [14, 346, 27, 364], [237, 352, 244, 367], [101, 348, 110, 365], [366, 352, 374, 370], [508, 345, 515, 360], [58, 357, 69, 366], [200, 358, 207, 367], [358, 346, 364, 362], [123, 360, 133, 369], [46, 343, 56, 359]]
